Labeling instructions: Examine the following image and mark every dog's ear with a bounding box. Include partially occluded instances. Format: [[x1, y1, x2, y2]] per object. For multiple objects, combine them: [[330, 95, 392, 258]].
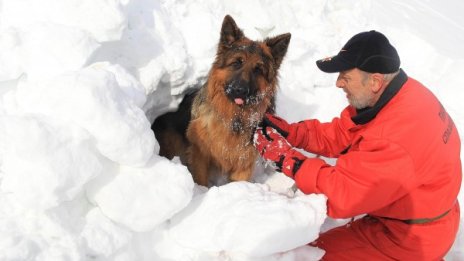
[[265, 33, 291, 69], [219, 15, 244, 47]]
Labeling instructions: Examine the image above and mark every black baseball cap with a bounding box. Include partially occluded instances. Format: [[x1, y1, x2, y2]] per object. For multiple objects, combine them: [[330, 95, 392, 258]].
[[316, 30, 400, 73]]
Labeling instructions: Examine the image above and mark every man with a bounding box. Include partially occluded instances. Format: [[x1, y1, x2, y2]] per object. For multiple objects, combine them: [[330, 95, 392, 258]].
[[254, 30, 461, 260]]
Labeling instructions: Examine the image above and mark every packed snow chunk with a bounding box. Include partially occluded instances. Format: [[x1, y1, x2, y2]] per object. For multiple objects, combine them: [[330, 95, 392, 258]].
[[13, 23, 100, 82], [137, 10, 192, 96], [102, 62, 147, 108], [0, 29, 24, 81], [1, 0, 127, 42], [169, 182, 327, 257], [287, 245, 326, 261], [81, 208, 133, 258], [225, 244, 325, 261], [91, 157, 194, 232], [0, 115, 102, 210], [13, 63, 155, 166], [0, 233, 40, 261]]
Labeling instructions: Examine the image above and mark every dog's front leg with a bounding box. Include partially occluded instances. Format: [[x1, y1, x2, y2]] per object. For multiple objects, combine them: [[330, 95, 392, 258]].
[[229, 168, 254, 182], [187, 144, 211, 186]]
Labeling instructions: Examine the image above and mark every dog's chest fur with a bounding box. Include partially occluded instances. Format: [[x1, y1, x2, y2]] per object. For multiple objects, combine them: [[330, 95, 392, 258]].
[[190, 98, 257, 166]]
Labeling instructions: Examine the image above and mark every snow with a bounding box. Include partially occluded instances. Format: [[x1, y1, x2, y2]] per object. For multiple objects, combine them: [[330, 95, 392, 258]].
[[0, 0, 463, 260], [88, 157, 193, 232], [169, 182, 326, 257]]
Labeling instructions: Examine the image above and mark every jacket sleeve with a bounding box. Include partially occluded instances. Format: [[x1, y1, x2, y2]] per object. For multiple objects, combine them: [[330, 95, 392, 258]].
[[287, 107, 356, 158], [293, 138, 417, 219]]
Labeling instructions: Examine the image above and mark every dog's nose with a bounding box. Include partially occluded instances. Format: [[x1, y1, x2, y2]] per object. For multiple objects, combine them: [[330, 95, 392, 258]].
[[231, 85, 249, 97]]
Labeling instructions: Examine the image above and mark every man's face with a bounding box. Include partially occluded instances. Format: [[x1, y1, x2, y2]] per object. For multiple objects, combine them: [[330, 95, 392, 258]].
[[336, 68, 375, 109]]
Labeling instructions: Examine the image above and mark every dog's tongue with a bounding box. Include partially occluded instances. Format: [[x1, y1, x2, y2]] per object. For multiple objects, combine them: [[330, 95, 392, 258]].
[[234, 98, 244, 105]]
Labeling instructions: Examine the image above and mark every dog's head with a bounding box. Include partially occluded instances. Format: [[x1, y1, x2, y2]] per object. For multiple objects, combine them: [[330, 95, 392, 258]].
[[211, 15, 291, 108]]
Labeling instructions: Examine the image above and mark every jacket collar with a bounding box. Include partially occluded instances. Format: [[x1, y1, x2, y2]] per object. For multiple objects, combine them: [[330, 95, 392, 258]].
[[351, 69, 408, 125]]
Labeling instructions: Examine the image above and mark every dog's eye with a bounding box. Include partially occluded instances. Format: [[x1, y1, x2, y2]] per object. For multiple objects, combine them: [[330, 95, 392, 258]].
[[254, 64, 264, 75], [231, 58, 243, 69]]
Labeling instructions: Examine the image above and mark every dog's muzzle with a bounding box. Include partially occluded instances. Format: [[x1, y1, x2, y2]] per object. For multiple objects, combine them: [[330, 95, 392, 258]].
[[225, 80, 249, 105]]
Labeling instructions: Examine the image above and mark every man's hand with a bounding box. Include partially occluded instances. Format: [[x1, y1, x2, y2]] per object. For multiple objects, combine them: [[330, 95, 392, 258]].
[[254, 127, 307, 178], [262, 113, 291, 138]]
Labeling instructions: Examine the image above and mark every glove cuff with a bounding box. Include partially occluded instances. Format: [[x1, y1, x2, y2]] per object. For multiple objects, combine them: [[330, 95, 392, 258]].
[[263, 113, 290, 137], [286, 123, 300, 147], [280, 151, 306, 178]]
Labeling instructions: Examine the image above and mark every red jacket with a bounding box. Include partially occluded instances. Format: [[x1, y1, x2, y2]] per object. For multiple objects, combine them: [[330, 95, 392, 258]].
[[289, 70, 461, 221]]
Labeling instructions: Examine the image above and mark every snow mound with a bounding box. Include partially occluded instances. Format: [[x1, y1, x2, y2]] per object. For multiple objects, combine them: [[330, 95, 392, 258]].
[[0, 115, 101, 210], [8, 63, 155, 166], [169, 182, 327, 257], [90, 157, 194, 232]]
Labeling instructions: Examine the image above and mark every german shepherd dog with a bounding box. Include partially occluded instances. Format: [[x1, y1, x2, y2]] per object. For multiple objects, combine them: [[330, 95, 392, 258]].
[[152, 15, 291, 186]]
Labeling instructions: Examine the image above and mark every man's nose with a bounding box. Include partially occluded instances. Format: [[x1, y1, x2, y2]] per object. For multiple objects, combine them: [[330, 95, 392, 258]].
[[335, 78, 344, 88]]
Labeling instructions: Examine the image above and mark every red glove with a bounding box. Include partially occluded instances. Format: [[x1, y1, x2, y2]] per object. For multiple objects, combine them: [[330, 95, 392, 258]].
[[262, 113, 291, 138], [254, 127, 307, 178]]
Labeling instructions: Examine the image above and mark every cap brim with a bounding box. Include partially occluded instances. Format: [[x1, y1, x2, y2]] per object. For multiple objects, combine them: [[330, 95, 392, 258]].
[[316, 55, 355, 73]]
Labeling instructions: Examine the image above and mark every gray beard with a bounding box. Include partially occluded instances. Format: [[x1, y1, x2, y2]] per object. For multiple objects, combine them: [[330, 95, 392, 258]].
[[348, 93, 376, 109]]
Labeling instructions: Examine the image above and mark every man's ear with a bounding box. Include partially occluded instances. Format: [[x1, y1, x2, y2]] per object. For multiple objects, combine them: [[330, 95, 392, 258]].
[[219, 15, 244, 48], [370, 73, 385, 93], [265, 33, 291, 70]]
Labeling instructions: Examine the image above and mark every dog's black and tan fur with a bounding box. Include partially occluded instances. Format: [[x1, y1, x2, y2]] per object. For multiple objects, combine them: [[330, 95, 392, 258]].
[[152, 15, 290, 186]]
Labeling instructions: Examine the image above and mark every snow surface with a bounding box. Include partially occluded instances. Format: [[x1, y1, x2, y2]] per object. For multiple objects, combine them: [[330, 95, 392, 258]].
[[0, 0, 463, 260]]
